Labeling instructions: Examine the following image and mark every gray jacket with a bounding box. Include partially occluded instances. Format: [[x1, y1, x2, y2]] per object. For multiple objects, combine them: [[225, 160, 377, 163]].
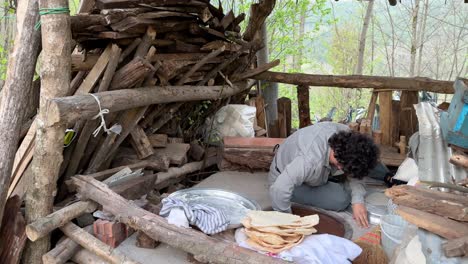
[[268, 122, 366, 212]]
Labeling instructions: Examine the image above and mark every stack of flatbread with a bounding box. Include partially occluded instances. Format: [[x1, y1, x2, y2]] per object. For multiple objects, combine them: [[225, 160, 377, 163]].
[[241, 211, 319, 253]]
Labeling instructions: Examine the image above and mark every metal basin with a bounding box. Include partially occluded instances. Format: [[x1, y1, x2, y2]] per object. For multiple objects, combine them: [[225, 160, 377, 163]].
[[291, 203, 353, 239]]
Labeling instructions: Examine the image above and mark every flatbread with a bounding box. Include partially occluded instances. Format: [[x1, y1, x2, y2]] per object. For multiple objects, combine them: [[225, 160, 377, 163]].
[[244, 229, 287, 245], [247, 211, 301, 227], [246, 235, 305, 254]]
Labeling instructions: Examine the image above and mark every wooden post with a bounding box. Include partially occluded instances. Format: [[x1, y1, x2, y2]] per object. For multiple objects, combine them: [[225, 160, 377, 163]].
[[366, 91, 378, 126], [0, 0, 41, 228], [255, 96, 267, 130], [399, 91, 418, 140], [378, 91, 393, 146], [71, 176, 288, 264], [23, 0, 72, 261], [297, 85, 311, 128], [277, 97, 291, 137]]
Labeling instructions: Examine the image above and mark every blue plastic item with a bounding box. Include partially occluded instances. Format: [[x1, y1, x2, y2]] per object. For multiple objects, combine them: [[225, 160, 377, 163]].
[[440, 79, 468, 149]]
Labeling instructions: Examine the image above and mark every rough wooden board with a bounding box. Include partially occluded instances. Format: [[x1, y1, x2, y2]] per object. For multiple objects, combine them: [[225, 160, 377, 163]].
[[385, 185, 468, 222], [148, 134, 168, 148], [130, 126, 154, 159], [443, 236, 468, 258], [396, 206, 468, 239], [153, 143, 190, 166], [0, 196, 27, 264]]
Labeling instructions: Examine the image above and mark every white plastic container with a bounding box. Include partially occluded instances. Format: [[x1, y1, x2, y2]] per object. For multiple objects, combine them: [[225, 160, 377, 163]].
[[380, 214, 408, 258]]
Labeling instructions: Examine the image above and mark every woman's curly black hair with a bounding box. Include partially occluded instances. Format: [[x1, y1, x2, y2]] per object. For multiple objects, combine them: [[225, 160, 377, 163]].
[[328, 130, 379, 179]]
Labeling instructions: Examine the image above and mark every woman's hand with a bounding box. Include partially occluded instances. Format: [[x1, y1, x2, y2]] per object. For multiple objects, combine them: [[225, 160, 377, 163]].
[[352, 203, 369, 228]]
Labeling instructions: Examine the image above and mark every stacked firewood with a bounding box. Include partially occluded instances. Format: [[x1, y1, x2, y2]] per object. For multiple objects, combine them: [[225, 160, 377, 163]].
[[2, 0, 280, 263]]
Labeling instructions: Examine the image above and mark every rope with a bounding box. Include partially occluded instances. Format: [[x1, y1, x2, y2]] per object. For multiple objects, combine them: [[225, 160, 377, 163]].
[[90, 94, 122, 137], [34, 7, 70, 30]]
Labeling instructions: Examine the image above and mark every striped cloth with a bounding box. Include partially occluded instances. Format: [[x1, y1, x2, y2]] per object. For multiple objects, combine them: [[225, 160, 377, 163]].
[[160, 197, 230, 235]]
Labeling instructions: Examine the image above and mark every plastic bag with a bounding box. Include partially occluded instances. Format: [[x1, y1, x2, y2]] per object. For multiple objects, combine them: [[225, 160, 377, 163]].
[[205, 104, 256, 144]]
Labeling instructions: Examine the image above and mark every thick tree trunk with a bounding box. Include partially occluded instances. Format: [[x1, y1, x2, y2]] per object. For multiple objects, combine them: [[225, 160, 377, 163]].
[[48, 83, 250, 125], [0, 0, 41, 228], [409, 0, 421, 77], [71, 176, 288, 264], [251, 71, 454, 94], [355, 0, 374, 75], [23, 0, 72, 261]]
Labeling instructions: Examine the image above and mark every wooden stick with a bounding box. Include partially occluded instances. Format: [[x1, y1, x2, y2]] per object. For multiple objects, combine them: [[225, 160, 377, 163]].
[[154, 158, 216, 190], [48, 83, 249, 125], [75, 45, 112, 95], [26, 201, 97, 242], [296, 85, 311, 128], [97, 44, 122, 92], [42, 225, 93, 264], [71, 176, 287, 264], [232, 59, 280, 82], [176, 46, 225, 85], [450, 152, 468, 169], [60, 222, 139, 264], [251, 71, 455, 94], [119, 38, 141, 63], [72, 248, 110, 264]]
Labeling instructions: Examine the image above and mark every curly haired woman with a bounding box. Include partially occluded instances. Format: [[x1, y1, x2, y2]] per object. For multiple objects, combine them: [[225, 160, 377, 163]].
[[269, 122, 386, 228]]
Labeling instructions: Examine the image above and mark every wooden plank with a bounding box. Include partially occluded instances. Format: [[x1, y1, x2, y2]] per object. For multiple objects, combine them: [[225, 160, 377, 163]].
[[0, 196, 27, 264], [75, 45, 112, 95], [147, 134, 168, 148], [396, 205, 468, 239], [255, 96, 266, 130], [153, 143, 190, 166], [130, 125, 154, 159], [71, 54, 100, 71], [385, 185, 468, 222], [443, 236, 468, 258], [399, 91, 418, 140], [223, 137, 284, 149], [379, 91, 392, 146]]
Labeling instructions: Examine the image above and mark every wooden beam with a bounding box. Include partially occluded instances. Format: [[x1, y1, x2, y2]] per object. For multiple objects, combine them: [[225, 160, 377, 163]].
[[71, 176, 287, 264], [48, 83, 249, 125], [297, 85, 311, 128], [251, 71, 455, 94], [379, 92, 392, 146], [385, 185, 468, 222], [396, 206, 468, 239], [277, 97, 291, 138]]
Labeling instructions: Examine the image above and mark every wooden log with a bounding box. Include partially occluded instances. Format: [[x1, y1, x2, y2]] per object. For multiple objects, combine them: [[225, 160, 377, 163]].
[[130, 125, 154, 159], [396, 206, 468, 239], [23, 0, 71, 260], [251, 71, 455, 94], [147, 134, 168, 148], [110, 57, 155, 90], [189, 141, 205, 161], [72, 248, 110, 264], [297, 85, 311, 128], [0, 196, 27, 264], [96, 0, 207, 9], [232, 59, 280, 82], [111, 173, 157, 200], [443, 236, 468, 258], [243, 0, 276, 42], [0, 0, 41, 228], [60, 222, 139, 264], [71, 14, 109, 33], [119, 37, 141, 63], [42, 225, 93, 264], [277, 97, 291, 138], [71, 54, 100, 71], [385, 185, 468, 222], [149, 103, 183, 134], [379, 92, 392, 146], [26, 201, 97, 242], [75, 45, 112, 95], [394, 135, 406, 155], [71, 176, 287, 264], [220, 10, 235, 29], [220, 148, 275, 171], [49, 83, 249, 125]]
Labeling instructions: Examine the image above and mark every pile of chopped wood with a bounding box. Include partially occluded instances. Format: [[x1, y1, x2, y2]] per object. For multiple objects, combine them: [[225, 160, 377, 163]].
[[2, 0, 281, 263]]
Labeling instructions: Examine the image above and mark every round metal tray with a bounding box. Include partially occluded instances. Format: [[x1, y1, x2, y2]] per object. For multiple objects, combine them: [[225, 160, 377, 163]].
[[168, 188, 261, 229]]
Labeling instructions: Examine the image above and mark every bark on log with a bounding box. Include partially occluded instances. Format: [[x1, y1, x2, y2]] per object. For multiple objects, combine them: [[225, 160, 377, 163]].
[[98, 44, 122, 92], [42, 225, 93, 264], [60, 222, 139, 264], [130, 126, 154, 159], [385, 185, 468, 222], [0, 0, 41, 229], [71, 176, 287, 264], [220, 148, 274, 171], [72, 248, 110, 264], [71, 54, 100, 72], [297, 85, 311, 128], [176, 46, 225, 85], [24, 0, 71, 261], [0, 196, 27, 264], [243, 0, 276, 42], [110, 57, 155, 90], [26, 201, 97, 241], [450, 153, 468, 169], [48, 83, 249, 125], [443, 236, 468, 258], [252, 71, 455, 94]]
